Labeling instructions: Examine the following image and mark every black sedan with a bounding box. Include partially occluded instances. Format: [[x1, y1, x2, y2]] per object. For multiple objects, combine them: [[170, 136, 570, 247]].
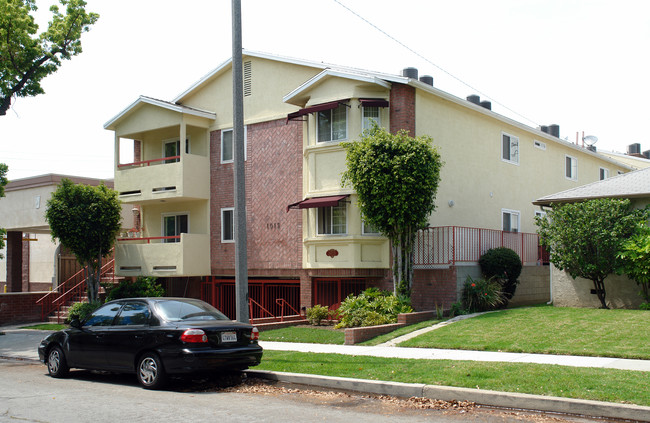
[[38, 297, 263, 389]]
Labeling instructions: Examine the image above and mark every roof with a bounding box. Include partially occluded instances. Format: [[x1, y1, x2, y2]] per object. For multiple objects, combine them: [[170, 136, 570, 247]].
[[104, 96, 216, 130], [533, 167, 650, 206], [5, 174, 114, 192]]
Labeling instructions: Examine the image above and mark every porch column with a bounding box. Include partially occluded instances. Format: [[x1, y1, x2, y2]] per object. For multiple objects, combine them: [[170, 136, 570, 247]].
[[6, 231, 23, 292]]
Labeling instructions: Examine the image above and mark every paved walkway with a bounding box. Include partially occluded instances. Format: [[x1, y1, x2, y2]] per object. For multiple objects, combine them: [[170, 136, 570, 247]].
[[2, 320, 649, 372]]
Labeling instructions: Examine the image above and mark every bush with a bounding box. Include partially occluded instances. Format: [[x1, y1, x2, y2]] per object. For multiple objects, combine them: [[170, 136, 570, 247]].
[[640, 302, 650, 311], [461, 276, 506, 313], [66, 301, 100, 324], [479, 247, 522, 303], [449, 301, 467, 317], [306, 305, 330, 325], [335, 287, 413, 329], [105, 276, 165, 302]]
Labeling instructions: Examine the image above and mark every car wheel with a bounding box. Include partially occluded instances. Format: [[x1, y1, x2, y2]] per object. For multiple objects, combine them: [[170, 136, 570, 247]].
[[47, 346, 69, 378], [136, 352, 167, 389]]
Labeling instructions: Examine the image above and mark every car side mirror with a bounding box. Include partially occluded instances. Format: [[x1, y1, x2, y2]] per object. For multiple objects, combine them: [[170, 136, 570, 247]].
[[69, 317, 82, 329]]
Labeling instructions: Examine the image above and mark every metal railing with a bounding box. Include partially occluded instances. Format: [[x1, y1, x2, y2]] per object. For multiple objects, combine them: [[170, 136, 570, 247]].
[[414, 226, 547, 267]]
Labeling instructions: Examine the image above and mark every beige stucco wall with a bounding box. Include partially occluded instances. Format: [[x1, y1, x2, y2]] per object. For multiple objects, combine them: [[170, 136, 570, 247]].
[[141, 201, 209, 238], [414, 91, 630, 234], [551, 265, 643, 309]]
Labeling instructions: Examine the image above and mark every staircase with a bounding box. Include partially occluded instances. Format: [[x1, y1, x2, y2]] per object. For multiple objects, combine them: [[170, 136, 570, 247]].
[[37, 258, 122, 324]]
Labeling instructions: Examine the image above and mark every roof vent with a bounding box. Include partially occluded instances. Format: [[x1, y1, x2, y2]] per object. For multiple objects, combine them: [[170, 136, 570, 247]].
[[587, 145, 597, 152], [643, 150, 650, 159], [480, 101, 491, 110], [628, 143, 641, 155], [539, 126, 549, 134], [466, 95, 480, 105], [402, 67, 418, 79], [548, 124, 560, 138], [419, 75, 433, 86]]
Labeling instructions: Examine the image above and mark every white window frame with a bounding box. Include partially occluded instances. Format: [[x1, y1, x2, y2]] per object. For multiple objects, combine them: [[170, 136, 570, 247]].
[[317, 105, 348, 143], [565, 155, 578, 180], [221, 208, 234, 243], [361, 106, 381, 132], [599, 167, 609, 180], [221, 127, 247, 164], [317, 204, 347, 235], [501, 132, 520, 165], [162, 137, 190, 163], [161, 212, 189, 243], [502, 209, 520, 233]]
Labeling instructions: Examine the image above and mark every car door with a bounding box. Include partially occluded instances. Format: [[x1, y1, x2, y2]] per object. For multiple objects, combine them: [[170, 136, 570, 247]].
[[66, 302, 123, 369], [103, 301, 152, 371]]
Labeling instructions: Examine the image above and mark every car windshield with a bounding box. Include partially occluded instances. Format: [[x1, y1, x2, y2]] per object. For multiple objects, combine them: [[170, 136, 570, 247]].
[[155, 300, 229, 322]]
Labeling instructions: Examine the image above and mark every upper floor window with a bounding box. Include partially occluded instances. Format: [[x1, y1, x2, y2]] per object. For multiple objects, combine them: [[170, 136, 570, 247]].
[[502, 133, 519, 164], [162, 214, 188, 243], [221, 208, 234, 243], [317, 105, 347, 142], [221, 128, 247, 163], [565, 155, 578, 180], [362, 106, 380, 132], [599, 167, 609, 180], [317, 204, 347, 235], [502, 209, 520, 233], [163, 138, 189, 164], [362, 219, 380, 235]]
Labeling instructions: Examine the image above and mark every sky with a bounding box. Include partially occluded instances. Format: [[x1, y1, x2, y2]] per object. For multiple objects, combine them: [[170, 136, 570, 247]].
[[1, 0, 649, 181]]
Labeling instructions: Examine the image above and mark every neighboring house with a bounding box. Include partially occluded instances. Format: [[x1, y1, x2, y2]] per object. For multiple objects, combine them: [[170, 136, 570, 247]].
[[598, 144, 650, 171], [103, 51, 632, 317], [533, 167, 650, 308], [0, 174, 131, 293]]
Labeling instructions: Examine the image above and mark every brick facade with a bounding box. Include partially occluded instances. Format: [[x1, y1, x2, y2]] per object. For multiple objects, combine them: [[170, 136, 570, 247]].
[[0, 293, 44, 325], [390, 83, 416, 135], [6, 231, 22, 292], [411, 268, 458, 311]]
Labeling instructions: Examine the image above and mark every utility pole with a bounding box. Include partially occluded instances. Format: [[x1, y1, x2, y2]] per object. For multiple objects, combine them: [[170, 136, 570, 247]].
[[232, 0, 248, 323]]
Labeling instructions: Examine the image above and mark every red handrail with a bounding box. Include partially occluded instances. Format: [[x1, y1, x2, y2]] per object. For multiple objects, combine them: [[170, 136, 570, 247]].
[[118, 156, 180, 168], [275, 298, 301, 322], [116, 235, 180, 243], [248, 297, 301, 325]]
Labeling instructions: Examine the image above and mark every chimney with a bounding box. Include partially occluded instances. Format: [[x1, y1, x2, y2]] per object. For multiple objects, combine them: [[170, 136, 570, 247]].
[[402, 67, 418, 79], [643, 150, 650, 160], [539, 126, 549, 134], [466, 95, 480, 105], [419, 75, 433, 86], [628, 143, 641, 155], [548, 124, 560, 138]]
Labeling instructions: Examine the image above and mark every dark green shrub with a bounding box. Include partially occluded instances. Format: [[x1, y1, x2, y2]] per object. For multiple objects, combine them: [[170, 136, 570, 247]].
[[66, 301, 100, 324], [479, 247, 522, 303], [334, 287, 413, 329], [105, 276, 165, 302], [306, 305, 330, 325], [461, 276, 506, 313], [449, 301, 467, 317]]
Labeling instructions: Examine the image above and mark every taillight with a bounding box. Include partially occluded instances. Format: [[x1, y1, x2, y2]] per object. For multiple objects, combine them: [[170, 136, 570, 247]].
[[180, 329, 208, 343], [250, 327, 259, 341]]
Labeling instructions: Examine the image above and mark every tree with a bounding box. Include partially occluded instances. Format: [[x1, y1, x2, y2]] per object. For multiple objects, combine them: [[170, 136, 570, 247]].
[[342, 125, 443, 294], [535, 198, 648, 309], [45, 179, 122, 303], [616, 222, 650, 304], [0, 163, 7, 258], [0, 0, 99, 116]]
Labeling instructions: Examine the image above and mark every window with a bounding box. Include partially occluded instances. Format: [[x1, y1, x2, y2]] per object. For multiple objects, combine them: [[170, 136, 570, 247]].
[[162, 214, 188, 243], [221, 208, 234, 242], [221, 128, 247, 163], [534, 140, 546, 150], [502, 210, 520, 233], [317, 105, 347, 142], [84, 303, 122, 327], [599, 167, 609, 180], [115, 302, 150, 326], [502, 133, 519, 164], [362, 219, 380, 235], [317, 205, 347, 235], [565, 155, 577, 180], [163, 139, 189, 164], [362, 106, 380, 131]]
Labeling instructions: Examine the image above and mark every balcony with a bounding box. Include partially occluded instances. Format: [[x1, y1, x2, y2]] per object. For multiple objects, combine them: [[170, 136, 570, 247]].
[[414, 226, 549, 268], [115, 232, 210, 277], [115, 154, 209, 204]]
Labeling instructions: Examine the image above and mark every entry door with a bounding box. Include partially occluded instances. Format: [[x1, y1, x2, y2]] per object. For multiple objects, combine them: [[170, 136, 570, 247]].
[[162, 214, 188, 243]]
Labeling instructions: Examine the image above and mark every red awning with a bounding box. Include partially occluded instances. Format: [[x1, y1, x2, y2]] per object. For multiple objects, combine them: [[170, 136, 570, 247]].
[[359, 98, 389, 108], [286, 100, 347, 122], [286, 195, 349, 212]]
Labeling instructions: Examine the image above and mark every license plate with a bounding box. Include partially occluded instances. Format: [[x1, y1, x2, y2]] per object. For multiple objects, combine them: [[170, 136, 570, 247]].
[[221, 331, 237, 343]]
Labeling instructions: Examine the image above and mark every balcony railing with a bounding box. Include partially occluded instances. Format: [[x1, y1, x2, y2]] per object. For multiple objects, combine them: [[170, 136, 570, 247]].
[[414, 226, 548, 268], [117, 156, 181, 169]]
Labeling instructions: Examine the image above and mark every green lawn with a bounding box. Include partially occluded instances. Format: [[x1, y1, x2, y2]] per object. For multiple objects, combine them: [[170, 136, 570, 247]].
[[256, 350, 650, 406], [20, 323, 66, 331], [398, 306, 650, 359]]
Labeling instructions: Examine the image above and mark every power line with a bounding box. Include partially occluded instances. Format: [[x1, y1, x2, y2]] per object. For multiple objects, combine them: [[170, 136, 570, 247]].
[[332, 0, 541, 128]]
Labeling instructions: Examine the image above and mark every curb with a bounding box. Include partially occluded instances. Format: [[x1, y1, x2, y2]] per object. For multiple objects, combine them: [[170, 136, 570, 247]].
[[245, 370, 650, 422]]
